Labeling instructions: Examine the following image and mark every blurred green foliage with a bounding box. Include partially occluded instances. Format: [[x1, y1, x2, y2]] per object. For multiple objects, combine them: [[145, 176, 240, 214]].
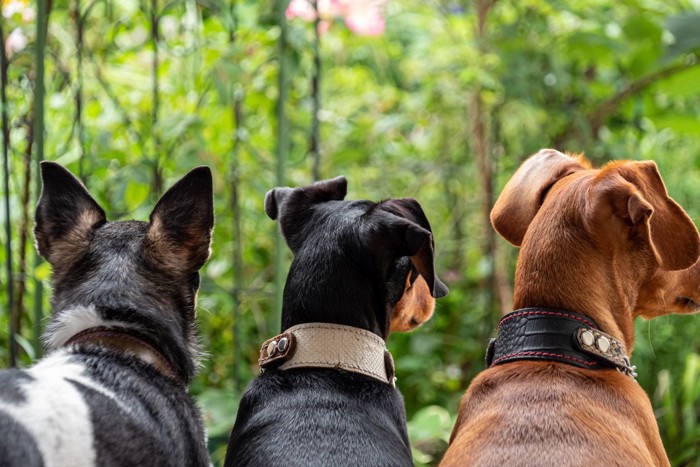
[[2, 0, 700, 465]]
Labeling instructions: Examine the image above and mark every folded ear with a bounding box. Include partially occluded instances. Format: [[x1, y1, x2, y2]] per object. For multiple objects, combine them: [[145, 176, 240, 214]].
[[146, 166, 214, 275], [380, 198, 448, 298], [265, 176, 347, 220], [34, 161, 106, 268], [615, 161, 700, 271], [491, 149, 586, 246], [264, 187, 293, 220]]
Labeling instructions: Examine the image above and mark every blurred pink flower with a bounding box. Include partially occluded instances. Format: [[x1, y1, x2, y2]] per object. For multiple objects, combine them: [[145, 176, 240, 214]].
[[286, 0, 387, 36], [2, 0, 31, 19], [5, 27, 28, 57], [344, 1, 385, 36], [286, 0, 316, 22]]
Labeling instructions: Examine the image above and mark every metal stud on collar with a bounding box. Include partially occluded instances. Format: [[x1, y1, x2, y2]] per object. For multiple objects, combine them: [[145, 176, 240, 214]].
[[575, 327, 637, 381], [580, 330, 595, 347]]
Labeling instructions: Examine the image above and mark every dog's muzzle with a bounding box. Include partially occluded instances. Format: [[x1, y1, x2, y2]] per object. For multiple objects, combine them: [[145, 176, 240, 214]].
[[485, 308, 638, 380], [258, 323, 396, 386]]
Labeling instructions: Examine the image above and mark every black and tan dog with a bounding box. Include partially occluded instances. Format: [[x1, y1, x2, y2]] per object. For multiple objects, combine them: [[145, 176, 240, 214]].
[[0, 162, 213, 466], [224, 177, 448, 467]]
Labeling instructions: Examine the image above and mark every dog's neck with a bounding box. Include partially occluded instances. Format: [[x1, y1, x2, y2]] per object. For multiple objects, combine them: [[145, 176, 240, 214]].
[[64, 325, 185, 384], [514, 231, 640, 352], [280, 257, 388, 340], [43, 304, 197, 383]]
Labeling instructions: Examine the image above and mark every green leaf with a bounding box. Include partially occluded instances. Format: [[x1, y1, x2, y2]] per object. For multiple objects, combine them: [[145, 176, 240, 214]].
[[124, 181, 149, 211], [656, 66, 700, 97], [34, 261, 52, 281], [407, 405, 454, 443]]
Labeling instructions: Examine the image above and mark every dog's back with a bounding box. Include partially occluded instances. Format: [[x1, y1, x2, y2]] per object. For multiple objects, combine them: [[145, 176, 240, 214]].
[[0, 350, 207, 466], [230, 370, 412, 466], [0, 163, 214, 467], [443, 363, 666, 466]]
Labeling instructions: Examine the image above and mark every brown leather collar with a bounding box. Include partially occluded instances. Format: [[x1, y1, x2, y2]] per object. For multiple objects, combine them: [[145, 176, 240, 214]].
[[64, 327, 184, 385], [258, 323, 396, 386]]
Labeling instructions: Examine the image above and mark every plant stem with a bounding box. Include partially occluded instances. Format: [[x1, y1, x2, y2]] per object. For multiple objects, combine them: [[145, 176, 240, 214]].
[[0, 12, 17, 367]]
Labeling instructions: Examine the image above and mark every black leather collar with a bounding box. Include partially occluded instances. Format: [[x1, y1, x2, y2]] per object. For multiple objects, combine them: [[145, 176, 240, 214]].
[[485, 307, 637, 380]]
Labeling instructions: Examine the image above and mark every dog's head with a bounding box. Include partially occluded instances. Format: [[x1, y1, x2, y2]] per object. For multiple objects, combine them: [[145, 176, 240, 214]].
[[35, 162, 214, 380], [491, 149, 700, 343], [265, 176, 448, 337]]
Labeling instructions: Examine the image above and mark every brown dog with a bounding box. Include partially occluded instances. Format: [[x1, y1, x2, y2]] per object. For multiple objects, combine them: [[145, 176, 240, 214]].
[[441, 149, 700, 466]]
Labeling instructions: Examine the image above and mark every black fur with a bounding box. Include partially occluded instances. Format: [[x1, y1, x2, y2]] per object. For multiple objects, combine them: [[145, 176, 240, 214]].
[[225, 177, 447, 467], [0, 162, 213, 467]]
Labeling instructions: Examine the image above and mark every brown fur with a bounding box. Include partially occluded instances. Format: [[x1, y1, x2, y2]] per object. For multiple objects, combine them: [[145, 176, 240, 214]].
[[390, 274, 436, 332], [442, 149, 700, 466]]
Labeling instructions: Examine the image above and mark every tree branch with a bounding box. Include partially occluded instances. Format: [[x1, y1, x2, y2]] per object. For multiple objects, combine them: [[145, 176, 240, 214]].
[[554, 60, 700, 147]]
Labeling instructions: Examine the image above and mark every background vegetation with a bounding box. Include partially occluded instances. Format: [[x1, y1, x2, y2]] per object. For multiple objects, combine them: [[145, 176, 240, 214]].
[[2, 0, 700, 464]]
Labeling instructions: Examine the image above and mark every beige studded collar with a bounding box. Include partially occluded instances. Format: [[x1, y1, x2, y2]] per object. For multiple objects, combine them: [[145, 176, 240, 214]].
[[258, 323, 396, 386]]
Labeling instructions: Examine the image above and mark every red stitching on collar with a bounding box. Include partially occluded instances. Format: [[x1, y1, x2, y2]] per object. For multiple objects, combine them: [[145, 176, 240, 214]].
[[499, 310, 597, 328], [492, 350, 597, 367]]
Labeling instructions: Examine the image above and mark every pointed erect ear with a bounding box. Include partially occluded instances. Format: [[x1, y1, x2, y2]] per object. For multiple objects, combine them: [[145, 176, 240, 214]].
[[614, 161, 700, 271], [34, 161, 106, 268], [146, 166, 214, 275], [265, 176, 347, 221], [491, 149, 586, 246], [381, 198, 449, 298]]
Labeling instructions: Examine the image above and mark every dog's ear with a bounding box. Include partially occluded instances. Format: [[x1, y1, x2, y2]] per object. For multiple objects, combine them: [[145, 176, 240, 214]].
[[146, 166, 214, 275], [264, 176, 347, 220], [34, 161, 106, 268], [612, 161, 700, 271], [491, 149, 586, 246], [264, 187, 293, 220], [380, 198, 449, 298]]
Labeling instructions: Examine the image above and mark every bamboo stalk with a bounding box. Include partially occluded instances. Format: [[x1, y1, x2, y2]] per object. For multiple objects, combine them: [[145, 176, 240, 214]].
[[273, 0, 291, 330], [228, 0, 244, 393], [74, 0, 87, 183], [468, 0, 509, 316], [0, 12, 17, 367], [150, 0, 162, 194], [33, 0, 49, 358], [310, 0, 321, 181], [11, 115, 35, 360]]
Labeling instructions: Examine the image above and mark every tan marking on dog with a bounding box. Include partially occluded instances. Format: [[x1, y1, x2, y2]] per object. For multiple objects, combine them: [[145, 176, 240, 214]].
[[45, 210, 104, 270], [146, 218, 212, 276], [390, 275, 435, 332]]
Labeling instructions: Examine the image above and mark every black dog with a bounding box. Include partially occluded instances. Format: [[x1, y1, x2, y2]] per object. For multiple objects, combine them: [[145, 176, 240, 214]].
[[0, 162, 213, 466], [224, 176, 448, 467]]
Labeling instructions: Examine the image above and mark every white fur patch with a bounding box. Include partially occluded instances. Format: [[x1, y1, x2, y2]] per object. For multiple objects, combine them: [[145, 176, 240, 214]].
[[0, 351, 117, 467], [43, 305, 116, 350]]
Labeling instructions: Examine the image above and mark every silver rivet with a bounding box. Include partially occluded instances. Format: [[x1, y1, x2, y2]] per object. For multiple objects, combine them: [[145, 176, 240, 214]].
[[581, 330, 595, 346], [267, 340, 278, 357], [278, 337, 289, 352], [596, 336, 610, 353]]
